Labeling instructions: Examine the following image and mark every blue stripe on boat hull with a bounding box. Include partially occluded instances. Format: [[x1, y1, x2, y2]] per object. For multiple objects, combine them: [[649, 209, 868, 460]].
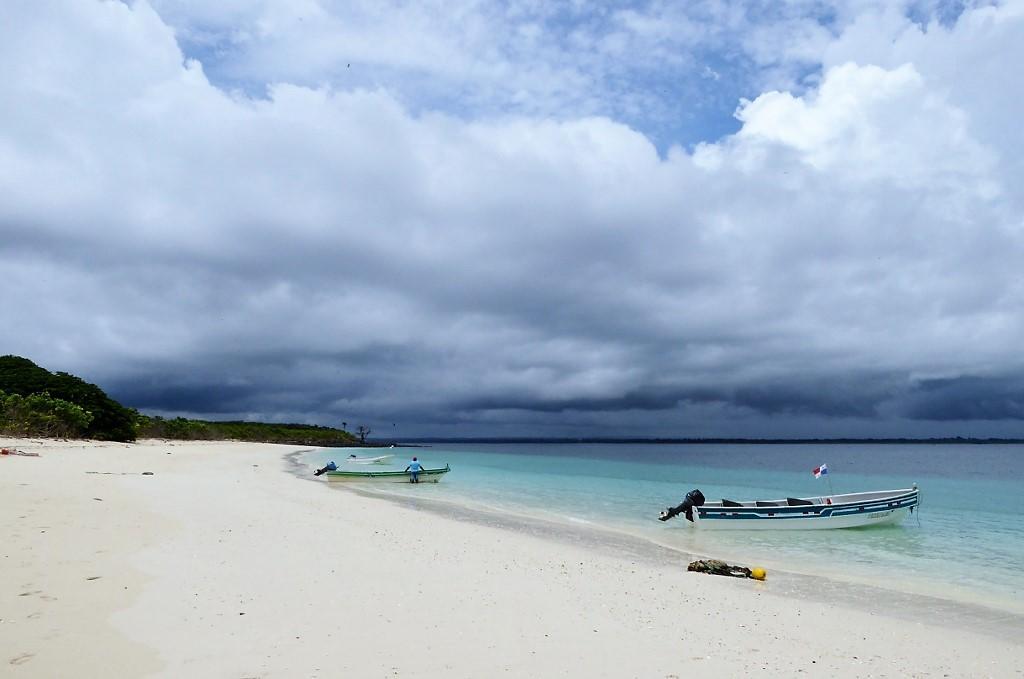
[[693, 490, 919, 529]]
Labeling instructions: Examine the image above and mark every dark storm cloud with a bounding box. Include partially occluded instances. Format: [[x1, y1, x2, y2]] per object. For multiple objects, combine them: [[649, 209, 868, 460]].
[[455, 387, 696, 415], [902, 376, 1024, 422], [454, 374, 901, 420], [732, 379, 891, 419], [109, 380, 257, 415]]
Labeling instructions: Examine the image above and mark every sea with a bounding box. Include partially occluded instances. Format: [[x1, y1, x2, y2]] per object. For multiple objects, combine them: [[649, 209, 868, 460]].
[[301, 441, 1024, 630]]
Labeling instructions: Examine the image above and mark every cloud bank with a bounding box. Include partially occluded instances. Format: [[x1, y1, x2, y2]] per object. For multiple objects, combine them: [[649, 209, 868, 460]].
[[2, 0, 1023, 437]]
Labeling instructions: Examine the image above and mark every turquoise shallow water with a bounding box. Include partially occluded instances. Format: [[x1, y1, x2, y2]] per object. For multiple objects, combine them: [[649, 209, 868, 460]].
[[305, 442, 1024, 616]]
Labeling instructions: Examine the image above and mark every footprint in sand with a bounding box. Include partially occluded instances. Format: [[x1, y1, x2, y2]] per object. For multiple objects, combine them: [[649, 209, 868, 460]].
[[9, 652, 34, 665]]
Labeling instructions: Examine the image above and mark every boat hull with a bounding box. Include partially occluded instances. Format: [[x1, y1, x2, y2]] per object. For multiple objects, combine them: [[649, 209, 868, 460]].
[[690, 488, 919, 530], [324, 465, 450, 483]]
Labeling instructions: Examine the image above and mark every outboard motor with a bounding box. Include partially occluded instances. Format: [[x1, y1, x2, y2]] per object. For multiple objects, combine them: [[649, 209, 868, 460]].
[[659, 489, 706, 522], [314, 461, 338, 476]]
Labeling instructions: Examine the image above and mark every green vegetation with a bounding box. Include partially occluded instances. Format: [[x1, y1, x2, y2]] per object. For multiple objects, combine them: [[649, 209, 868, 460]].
[[0, 355, 134, 441], [134, 415, 356, 446], [1, 355, 358, 445], [0, 390, 94, 438]]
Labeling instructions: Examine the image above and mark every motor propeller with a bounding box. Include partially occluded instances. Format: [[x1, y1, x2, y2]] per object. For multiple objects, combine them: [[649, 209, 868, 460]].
[[659, 489, 705, 522], [314, 461, 338, 476]]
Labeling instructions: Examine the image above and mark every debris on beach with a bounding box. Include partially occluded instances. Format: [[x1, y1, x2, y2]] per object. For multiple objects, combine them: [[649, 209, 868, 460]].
[[1, 447, 40, 457], [687, 559, 766, 580]]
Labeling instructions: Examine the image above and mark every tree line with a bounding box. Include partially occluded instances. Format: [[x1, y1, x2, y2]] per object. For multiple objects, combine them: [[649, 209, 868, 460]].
[[134, 415, 356, 446], [1, 355, 134, 440], [1, 355, 357, 445], [0, 390, 94, 439]]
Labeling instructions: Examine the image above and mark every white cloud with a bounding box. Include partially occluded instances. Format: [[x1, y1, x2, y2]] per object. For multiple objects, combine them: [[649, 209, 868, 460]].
[[733, 62, 995, 194], [820, 2, 1024, 206]]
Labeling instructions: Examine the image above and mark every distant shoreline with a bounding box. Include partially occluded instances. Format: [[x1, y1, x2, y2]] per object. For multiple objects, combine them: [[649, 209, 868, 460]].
[[386, 436, 1024, 445]]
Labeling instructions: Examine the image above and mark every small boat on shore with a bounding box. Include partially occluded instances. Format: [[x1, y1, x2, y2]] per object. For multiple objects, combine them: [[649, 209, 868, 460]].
[[315, 462, 451, 483], [658, 486, 919, 530], [344, 454, 394, 464]]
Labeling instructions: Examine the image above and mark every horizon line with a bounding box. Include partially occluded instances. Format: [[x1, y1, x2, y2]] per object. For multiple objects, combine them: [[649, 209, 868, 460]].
[[381, 436, 1024, 444]]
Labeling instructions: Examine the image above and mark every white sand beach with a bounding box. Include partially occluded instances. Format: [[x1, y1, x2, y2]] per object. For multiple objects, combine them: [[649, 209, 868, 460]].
[[2, 438, 1022, 678]]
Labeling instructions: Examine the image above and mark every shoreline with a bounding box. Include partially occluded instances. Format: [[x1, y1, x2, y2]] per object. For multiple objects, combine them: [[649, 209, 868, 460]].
[[3, 437, 1022, 677], [293, 447, 1024, 622], [292, 452, 1024, 644]]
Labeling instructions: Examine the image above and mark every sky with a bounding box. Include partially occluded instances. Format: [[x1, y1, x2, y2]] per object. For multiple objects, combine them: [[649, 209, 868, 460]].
[[2, 0, 1023, 439]]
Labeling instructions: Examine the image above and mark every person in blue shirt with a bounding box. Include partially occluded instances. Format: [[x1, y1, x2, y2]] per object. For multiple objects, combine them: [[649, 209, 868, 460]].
[[405, 457, 424, 483]]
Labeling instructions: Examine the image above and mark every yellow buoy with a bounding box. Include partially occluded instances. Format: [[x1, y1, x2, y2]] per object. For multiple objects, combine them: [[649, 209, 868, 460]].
[[750, 567, 767, 581]]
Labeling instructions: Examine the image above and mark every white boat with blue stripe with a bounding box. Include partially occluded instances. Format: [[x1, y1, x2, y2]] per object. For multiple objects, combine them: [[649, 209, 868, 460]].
[[658, 485, 919, 530]]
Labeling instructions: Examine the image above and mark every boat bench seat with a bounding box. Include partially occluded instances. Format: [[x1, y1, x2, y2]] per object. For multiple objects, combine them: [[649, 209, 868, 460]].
[[721, 499, 744, 507], [755, 501, 780, 507], [787, 497, 814, 506]]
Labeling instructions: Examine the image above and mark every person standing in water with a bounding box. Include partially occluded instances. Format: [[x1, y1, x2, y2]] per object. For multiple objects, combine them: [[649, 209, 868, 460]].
[[405, 457, 423, 483]]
